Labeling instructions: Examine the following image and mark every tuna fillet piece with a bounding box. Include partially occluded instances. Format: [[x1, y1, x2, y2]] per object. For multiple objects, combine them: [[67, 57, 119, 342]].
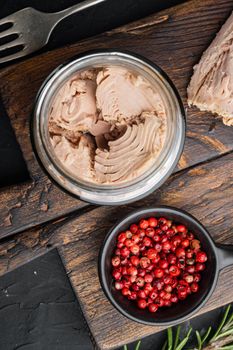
[[51, 134, 95, 181], [49, 72, 110, 139], [187, 11, 233, 126], [96, 67, 165, 124]]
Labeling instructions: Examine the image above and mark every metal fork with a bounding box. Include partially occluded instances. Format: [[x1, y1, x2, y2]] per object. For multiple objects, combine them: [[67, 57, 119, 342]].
[[0, 0, 106, 65]]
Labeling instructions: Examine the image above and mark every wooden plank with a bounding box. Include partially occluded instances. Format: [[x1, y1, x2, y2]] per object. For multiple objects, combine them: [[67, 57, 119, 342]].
[[0, 152, 232, 349], [0, 0, 233, 239]]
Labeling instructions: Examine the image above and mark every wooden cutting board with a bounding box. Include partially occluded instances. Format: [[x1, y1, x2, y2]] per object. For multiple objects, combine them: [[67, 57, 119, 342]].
[[0, 0, 233, 239], [0, 0, 233, 349], [0, 153, 233, 349]]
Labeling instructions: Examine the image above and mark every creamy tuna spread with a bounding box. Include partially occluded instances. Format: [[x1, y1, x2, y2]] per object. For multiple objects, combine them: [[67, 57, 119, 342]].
[[49, 67, 167, 184]]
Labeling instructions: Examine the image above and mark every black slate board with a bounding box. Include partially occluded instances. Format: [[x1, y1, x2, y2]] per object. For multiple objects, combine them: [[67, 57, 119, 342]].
[[0, 99, 29, 188], [0, 249, 93, 350]]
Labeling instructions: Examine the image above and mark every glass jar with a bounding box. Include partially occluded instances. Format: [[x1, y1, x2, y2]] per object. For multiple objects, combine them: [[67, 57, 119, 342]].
[[31, 50, 186, 205]]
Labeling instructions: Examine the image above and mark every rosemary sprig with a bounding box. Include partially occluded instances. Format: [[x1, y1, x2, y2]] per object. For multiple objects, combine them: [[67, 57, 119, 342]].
[[203, 305, 233, 350], [210, 305, 231, 342], [168, 327, 173, 350], [123, 340, 141, 350], [176, 328, 192, 350], [122, 304, 233, 350], [174, 326, 181, 349], [196, 327, 212, 350], [162, 340, 168, 350], [135, 340, 141, 350], [161, 327, 192, 350]]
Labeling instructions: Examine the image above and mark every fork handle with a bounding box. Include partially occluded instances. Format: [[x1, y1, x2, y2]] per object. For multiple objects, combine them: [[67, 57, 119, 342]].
[[51, 0, 106, 25]]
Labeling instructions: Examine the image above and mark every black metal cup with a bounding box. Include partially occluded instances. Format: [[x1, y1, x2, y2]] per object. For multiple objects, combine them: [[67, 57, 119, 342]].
[[98, 206, 233, 325]]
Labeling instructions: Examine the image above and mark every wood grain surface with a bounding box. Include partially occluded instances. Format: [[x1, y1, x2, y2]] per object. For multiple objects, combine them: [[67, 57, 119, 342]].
[[0, 0, 233, 348], [0, 152, 232, 349], [0, 0, 233, 239]]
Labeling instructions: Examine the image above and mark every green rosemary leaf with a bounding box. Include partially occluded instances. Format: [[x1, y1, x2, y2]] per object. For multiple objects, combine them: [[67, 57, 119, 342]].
[[226, 319, 233, 330], [175, 337, 189, 350], [123, 345, 128, 350], [168, 328, 173, 349], [223, 312, 233, 330], [175, 328, 192, 350], [162, 340, 168, 350], [202, 326, 212, 345], [211, 305, 231, 341], [218, 346, 233, 350], [215, 329, 233, 340], [135, 340, 141, 350], [195, 331, 202, 350], [174, 326, 181, 349]]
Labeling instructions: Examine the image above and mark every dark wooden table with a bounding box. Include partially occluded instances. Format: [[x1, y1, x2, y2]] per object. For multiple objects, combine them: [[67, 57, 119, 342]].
[[0, 0, 233, 349]]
